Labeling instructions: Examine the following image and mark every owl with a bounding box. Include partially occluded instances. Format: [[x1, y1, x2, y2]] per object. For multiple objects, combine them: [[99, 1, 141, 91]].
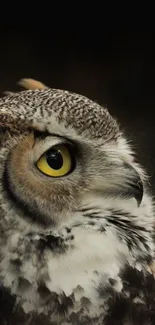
[[0, 78, 155, 325]]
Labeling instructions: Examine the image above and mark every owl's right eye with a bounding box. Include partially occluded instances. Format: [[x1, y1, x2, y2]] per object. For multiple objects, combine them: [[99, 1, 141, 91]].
[[36, 143, 75, 177]]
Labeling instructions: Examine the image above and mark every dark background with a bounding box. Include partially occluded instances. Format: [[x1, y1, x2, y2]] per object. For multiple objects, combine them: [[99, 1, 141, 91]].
[[0, 31, 155, 190]]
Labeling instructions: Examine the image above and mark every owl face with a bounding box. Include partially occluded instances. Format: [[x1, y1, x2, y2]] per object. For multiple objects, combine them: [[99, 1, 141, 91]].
[[0, 88, 144, 230]]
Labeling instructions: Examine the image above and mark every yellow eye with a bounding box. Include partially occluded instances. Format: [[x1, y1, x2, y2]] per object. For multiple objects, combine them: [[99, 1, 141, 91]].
[[36, 144, 73, 177]]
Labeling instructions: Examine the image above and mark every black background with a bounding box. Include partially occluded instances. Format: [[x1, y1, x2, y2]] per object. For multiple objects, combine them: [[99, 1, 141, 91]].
[[0, 31, 155, 190]]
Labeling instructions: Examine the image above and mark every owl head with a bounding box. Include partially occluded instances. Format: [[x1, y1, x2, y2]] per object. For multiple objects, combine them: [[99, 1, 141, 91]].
[[0, 79, 150, 232]]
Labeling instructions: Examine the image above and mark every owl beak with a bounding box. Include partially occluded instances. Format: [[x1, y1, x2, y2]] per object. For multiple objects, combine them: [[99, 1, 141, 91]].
[[123, 163, 143, 207]]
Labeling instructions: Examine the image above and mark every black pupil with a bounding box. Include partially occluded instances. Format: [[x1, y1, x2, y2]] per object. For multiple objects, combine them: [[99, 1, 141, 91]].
[[46, 149, 63, 170]]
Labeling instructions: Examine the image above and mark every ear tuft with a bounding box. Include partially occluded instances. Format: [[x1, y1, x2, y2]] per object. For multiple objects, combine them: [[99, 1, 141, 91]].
[[17, 78, 48, 90]]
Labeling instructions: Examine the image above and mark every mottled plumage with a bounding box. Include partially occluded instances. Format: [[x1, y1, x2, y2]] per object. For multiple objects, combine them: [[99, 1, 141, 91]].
[[0, 79, 155, 324]]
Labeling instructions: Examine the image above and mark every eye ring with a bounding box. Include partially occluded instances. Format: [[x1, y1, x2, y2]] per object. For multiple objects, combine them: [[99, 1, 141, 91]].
[[36, 143, 75, 177]]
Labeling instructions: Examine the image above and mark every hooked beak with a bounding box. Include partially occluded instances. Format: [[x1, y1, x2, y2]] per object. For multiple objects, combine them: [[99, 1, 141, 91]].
[[123, 163, 143, 206]]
